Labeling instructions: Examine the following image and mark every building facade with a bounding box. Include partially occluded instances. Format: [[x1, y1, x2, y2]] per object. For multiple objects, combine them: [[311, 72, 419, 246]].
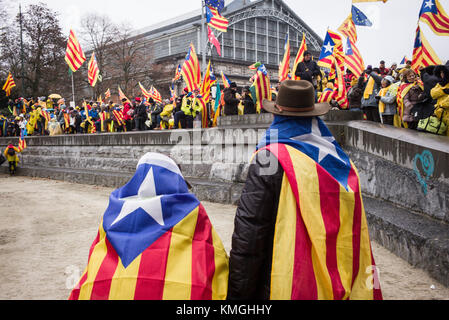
[[90, 0, 323, 100]]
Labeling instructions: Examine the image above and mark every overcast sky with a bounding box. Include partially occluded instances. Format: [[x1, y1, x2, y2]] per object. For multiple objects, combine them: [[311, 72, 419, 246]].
[[7, 0, 449, 67]]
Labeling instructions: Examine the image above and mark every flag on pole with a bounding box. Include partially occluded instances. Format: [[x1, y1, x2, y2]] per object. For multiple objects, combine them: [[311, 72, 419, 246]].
[[338, 14, 358, 43], [88, 52, 100, 87], [205, 0, 225, 13], [105, 89, 111, 100], [400, 56, 409, 65], [351, 5, 373, 26], [201, 61, 213, 104], [206, 6, 228, 33], [118, 86, 130, 103], [221, 71, 232, 88], [2, 72, 16, 97], [332, 56, 349, 110], [278, 34, 291, 82], [412, 26, 442, 72], [344, 37, 365, 78], [139, 82, 152, 100], [419, 0, 449, 36], [150, 86, 163, 103], [173, 64, 182, 82], [181, 44, 201, 93], [249, 64, 272, 113], [318, 30, 344, 70], [65, 29, 86, 72], [292, 33, 307, 80], [69, 153, 229, 300], [18, 130, 27, 152], [208, 26, 222, 56]]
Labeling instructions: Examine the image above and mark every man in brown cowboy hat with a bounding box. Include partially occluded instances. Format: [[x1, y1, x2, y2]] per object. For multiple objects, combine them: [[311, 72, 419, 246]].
[[228, 80, 382, 300]]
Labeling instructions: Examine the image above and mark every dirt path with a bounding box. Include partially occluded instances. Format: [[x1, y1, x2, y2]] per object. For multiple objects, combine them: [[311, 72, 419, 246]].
[[0, 174, 447, 300]]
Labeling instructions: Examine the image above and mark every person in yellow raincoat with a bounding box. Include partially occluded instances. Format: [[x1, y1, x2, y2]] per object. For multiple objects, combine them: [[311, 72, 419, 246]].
[[160, 100, 174, 130], [4, 142, 20, 175], [26, 105, 39, 135], [431, 63, 449, 136]]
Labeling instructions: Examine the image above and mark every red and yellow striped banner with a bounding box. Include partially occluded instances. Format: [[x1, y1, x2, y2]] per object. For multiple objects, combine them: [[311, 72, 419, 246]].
[[69, 204, 228, 300], [65, 29, 86, 73], [2, 72, 16, 97], [261, 144, 382, 300]]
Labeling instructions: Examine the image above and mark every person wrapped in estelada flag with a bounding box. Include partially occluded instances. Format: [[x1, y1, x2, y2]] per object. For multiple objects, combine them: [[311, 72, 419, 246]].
[[69, 153, 228, 300], [228, 80, 383, 300]]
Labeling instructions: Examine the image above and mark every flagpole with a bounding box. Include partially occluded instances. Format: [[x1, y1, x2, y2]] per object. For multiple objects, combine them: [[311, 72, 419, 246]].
[[71, 72, 75, 107], [201, 0, 207, 71]]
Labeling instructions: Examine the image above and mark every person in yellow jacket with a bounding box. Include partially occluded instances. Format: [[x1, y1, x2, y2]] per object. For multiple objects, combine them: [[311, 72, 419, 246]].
[[26, 105, 39, 135], [175, 91, 202, 129], [431, 63, 449, 136], [4, 142, 21, 175], [160, 100, 174, 130]]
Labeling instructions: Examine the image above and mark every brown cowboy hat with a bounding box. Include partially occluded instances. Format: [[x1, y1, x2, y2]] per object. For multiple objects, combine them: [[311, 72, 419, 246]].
[[263, 80, 330, 117]]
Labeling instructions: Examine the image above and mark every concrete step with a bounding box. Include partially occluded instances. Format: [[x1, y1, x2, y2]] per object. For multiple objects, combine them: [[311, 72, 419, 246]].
[[364, 195, 449, 288]]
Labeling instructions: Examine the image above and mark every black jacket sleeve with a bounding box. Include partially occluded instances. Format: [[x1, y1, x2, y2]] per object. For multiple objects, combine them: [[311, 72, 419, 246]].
[[227, 150, 284, 300]]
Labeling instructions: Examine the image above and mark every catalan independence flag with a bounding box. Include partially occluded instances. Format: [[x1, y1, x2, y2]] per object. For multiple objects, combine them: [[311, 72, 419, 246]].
[[69, 153, 229, 300], [318, 30, 343, 70], [65, 29, 86, 73], [412, 26, 442, 72], [221, 71, 232, 88], [292, 33, 307, 80], [338, 14, 358, 44], [181, 44, 201, 93], [257, 116, 383, 300], [206, 6, 229, 33], [345, 37, 365, 78], [250, 64, 271, 113], [2, 72, 16, 97], [18, 130, 27, 152], [419, 0, 449, 36], [139, 82, 151, 100], [278, 34, 291, 82], [88, 52, 100, 87], [150, 86, 163, 104]]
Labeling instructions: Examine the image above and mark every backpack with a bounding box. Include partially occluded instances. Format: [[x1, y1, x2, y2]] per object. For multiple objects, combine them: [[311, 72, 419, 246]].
[[7, 147, 15, 157], [417, 109, 447, 136]]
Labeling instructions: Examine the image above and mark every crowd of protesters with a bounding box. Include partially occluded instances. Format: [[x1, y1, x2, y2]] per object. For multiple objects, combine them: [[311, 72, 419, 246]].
[[1, 58, 448, 139]]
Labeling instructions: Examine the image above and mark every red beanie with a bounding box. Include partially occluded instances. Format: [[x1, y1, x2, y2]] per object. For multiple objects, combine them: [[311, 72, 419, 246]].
[[135, 97, 142, 103]]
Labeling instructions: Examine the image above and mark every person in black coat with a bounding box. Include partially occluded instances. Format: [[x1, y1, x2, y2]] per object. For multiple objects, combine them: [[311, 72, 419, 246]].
[[241, 86, 256, 114], [294, 51, 321, 87], [223, 82, 240, 116], [134, 97, 148, 131]]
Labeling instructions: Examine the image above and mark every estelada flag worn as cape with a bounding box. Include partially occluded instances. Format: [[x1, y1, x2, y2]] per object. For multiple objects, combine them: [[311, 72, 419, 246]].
[[69, 153, 229, 300], [257, 116, 383, 300]]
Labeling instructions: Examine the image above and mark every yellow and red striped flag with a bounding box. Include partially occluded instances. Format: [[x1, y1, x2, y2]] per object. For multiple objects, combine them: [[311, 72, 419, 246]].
[[338, 14, 358, 44], [278, 34, 291, 82], [104, 89, 111, 100], [181, 44, 201, 93], [419, 0, 449, 36], [200, 60, 213, 104], [332, 56, 349, 109], [138, 82, 151, 100], [344, 37, 365, 78], [292, 33, 307, 80], [65, 29, 86, 73], [18, 130, 26, 152], [257, 118, 383, 300], [69, 153, 229, 300], [206, 6, 228, 33], [150, 86, 163, 103], [118, 86, 130, 103], [249, 64, 271, 113], [2, 72, 16, 97], [412, 26, 442, 72], [88, 52, 100, 87]]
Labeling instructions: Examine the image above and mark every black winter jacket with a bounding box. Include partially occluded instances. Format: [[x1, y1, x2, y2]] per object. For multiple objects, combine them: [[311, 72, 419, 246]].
[[228, 150, 284, 300]]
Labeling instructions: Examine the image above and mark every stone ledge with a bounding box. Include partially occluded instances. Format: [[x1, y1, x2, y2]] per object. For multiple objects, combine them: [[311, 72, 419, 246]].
[[364, 195, 449, 288]]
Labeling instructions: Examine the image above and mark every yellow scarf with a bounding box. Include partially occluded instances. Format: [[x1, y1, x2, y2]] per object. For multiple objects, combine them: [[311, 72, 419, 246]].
[[378, 86, 390, 114], [363, 76, 375, 99]]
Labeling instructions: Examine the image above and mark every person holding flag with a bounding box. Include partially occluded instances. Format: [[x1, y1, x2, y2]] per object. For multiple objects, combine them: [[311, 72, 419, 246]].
[[228, 80, 382, 300]]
